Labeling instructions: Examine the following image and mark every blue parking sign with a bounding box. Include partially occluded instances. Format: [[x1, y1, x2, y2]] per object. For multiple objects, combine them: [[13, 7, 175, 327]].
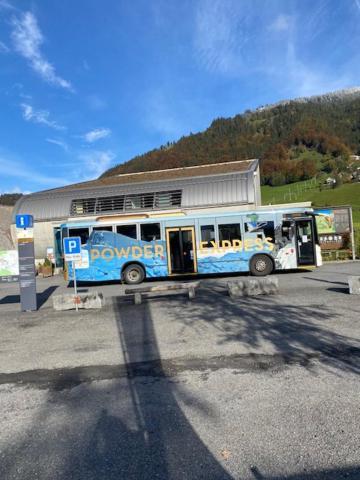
[[63, 237, 81, 261]]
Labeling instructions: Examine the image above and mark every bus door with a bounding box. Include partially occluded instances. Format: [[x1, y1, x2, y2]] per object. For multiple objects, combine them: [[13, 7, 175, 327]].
[[166, 227, 197, 275], [295, 218, 316, 265]]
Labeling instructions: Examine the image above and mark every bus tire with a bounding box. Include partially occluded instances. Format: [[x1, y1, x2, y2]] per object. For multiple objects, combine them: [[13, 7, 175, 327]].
[[123, 264, 145, 285], [249, 254, 274, 276]]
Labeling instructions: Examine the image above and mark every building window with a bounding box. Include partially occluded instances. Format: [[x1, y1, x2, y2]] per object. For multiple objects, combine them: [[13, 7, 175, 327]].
[[97, 195, 124, 213], [155, 190, 181, 208], [200, 225, 215, 247], [140, 223, 161, 241], [68, 227, 90, 245], [218, 223, 241, 242], [71, 198, 96, 215], [116, 224, 137, 239], [70, 190, 182, 216]]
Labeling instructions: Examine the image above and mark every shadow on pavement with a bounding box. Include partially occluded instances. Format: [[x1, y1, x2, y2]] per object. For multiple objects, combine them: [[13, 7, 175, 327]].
[[0, 300, 233, 480], [161, 284, 360, 375], [250, 464, 360, 479], [0, 286, 58, 308]]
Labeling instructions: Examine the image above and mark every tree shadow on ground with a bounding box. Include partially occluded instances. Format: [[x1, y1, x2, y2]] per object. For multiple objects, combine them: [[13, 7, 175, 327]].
[[159, 284, 360, 375], [0, 300, 233, 480]]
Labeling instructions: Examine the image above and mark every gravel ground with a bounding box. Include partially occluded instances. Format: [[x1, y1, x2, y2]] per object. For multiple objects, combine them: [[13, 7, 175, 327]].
[[0, 262, 359, 479]]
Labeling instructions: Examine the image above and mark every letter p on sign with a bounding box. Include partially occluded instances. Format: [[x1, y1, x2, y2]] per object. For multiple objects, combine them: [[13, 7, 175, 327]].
[[63, 236, 82, 262]]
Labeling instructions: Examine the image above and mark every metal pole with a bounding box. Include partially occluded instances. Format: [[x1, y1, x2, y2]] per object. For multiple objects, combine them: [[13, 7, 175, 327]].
[[73, 260, 78, 312], [349, 207, 356, 261]]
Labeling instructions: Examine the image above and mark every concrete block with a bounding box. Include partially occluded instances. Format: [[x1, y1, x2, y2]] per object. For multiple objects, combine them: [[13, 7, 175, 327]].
[[228, 277, 279, 297], [134, 292, 142, 305], [53, 292, 104, 310], [348, 276, 360, 295]]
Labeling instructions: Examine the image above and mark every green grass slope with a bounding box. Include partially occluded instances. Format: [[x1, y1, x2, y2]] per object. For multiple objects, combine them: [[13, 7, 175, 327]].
[[261, 181, 360, 256]]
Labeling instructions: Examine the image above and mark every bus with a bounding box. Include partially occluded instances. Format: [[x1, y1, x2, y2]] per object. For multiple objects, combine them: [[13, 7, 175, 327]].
[[60, 205, 322, 284]]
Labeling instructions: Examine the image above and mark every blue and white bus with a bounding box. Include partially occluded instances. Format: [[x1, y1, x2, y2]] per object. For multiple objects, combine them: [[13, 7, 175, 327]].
[[60, 205, 322, 284]]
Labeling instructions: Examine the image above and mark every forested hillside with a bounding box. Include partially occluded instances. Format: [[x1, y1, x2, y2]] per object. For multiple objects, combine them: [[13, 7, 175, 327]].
[[101, 88, 360, 186], [0, 193, 22, 206]]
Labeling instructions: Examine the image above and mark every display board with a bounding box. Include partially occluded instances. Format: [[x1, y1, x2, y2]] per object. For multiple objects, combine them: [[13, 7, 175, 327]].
[[0, 250, 19, 282], [315, 207, 353, 253]]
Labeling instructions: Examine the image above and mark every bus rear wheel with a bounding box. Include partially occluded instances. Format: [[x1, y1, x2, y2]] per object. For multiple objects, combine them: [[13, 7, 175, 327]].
[[123, 264, 145, 285], [250, 254, 274, 276]]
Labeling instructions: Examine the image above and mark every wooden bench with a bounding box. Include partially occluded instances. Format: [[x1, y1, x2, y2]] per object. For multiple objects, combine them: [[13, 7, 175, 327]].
[[124, 281, 200, 304]]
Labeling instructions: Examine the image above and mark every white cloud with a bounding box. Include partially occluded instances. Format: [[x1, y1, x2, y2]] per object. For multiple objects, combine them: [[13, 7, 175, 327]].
[[269, 14, 292, 32], [194, 0, 247, 75], [0, 0, 15, 10], [83, 128, 111, 143], [46, 138, 69, 152], [11, 11, 73, 91], [78, 150, 116, 179], [0, 155, 70, 187], [21, 103, 66, 130], [0, 40, 10, 53]]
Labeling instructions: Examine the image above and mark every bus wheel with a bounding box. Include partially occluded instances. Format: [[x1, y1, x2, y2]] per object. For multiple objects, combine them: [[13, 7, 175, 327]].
[[123, 264, 145, 285], [250, 254, 273, 276]]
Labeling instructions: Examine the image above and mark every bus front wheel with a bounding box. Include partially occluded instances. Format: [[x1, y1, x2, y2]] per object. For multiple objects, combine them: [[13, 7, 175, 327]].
[[123, 264, 145, 285], [250, 254, 273, 276]]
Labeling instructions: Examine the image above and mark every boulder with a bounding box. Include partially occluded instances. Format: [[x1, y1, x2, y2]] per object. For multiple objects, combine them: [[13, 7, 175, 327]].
[[348, 276, 360, 295], [52, 292, 104, 310], [228, 277, 279, 297]]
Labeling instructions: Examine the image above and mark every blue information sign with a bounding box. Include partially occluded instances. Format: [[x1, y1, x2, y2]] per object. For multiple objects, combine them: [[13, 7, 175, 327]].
[[16, 214, 33, 229]]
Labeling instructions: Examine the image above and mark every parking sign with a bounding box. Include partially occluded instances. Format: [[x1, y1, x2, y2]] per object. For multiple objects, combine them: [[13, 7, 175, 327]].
[[63, 237, 82, 262]]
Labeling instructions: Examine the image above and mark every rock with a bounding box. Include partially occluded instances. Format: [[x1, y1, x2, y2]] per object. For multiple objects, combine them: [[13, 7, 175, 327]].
[[348, 276, 360, 295], [228, 277, 279, 297], [52, 292, 104, 310]]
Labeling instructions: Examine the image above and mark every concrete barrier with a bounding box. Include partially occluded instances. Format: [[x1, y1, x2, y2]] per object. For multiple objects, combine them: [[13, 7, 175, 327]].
[[52, 292, 104, 311], [228, 277, 279, 298], [348, 276, 360, 295]]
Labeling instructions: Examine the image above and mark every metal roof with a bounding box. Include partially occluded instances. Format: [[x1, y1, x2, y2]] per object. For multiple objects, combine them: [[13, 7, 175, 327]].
[[12, 159, 259, 222]]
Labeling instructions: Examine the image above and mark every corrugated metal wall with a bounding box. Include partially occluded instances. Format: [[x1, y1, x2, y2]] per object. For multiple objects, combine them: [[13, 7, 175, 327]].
[[182, 175, 249, 207], [13, 167, 259, 222]]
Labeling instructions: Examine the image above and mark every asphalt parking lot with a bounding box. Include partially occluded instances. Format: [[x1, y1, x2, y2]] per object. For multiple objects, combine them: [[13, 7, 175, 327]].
[[0, 262, 359, 479]]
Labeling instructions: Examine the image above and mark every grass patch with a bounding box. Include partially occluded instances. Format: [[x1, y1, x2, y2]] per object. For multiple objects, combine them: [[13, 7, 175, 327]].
[[261, 181, 360, 257]]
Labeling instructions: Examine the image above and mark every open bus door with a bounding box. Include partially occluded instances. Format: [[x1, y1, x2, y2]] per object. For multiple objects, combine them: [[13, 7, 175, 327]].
[[295, 217, 316, 266], [166, 227, 197, 275]]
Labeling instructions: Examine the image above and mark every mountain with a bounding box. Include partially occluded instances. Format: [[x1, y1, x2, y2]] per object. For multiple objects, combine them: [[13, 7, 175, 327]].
[[101, 87, 360, 186]]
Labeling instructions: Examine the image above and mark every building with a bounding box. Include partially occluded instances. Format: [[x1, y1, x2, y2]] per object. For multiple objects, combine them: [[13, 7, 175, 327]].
[[12, 159, 261, 262]]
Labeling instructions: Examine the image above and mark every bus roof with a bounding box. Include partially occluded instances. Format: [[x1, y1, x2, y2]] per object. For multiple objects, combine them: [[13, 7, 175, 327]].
[[60, 203, 313, 228]]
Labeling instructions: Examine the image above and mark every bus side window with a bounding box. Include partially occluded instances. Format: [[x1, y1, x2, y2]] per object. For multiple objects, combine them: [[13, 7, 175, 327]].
[[201, 225, 215, 247], [68, 227, 90, 245], [141, 223, 161, 241], [281, 221, 293, 241], [117, 224, 137, 239], [218, 224, 241, 242], [245, 221, 275, 243]]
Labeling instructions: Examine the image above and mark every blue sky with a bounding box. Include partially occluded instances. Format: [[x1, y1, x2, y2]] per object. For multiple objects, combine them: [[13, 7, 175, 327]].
[[0, 0, 359, 194]]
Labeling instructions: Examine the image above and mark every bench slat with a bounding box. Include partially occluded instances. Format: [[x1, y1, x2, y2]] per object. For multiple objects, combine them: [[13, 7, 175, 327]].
[[124, 281, 200, 295]]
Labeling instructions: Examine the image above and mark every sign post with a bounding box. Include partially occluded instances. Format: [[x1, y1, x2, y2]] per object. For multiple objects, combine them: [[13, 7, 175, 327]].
[[63, 237, 82, 312], [16, 214, 37, 312]]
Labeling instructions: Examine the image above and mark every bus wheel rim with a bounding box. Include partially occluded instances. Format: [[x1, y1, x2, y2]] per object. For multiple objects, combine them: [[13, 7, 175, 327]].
[[129, 269, 140, 281], [256, 259, 267, 271]]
